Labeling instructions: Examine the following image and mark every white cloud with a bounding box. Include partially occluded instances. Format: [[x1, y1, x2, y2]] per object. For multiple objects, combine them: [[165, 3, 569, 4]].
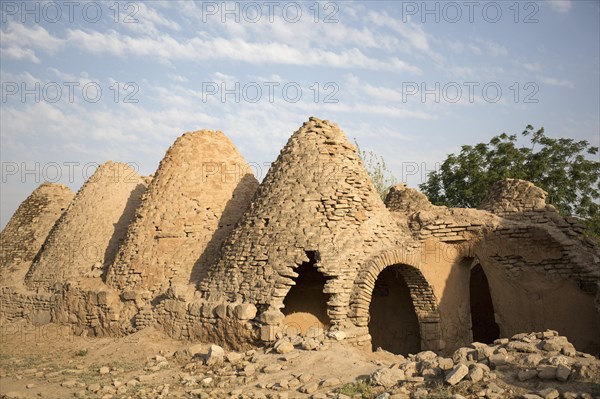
[[211, 71, 237, 83], [477, 39, 508, 57], [548, 0, 573, 13], [362, 84, 404, 103], [167, 74, 189, 83], [1, 22, 64, 53], [469, 44, 482, 55], [538, 76, 575, 88], [46, 67, 95, 86], [307, 102, 437, 120], [521, 62, 541, 72], [367, 10, 430, 52], [1, 46, 40, 63], [64, 29, 421, 73], [121, 2, 181, 35], [446, 40, 465, 54]]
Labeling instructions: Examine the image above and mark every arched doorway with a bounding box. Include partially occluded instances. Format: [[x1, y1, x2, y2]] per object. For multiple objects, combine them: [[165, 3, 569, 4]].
[[369, 265, 421, 355], [470, 263, 500, 343], [350, 249, 443, 353], [282, 251, 330, 337]]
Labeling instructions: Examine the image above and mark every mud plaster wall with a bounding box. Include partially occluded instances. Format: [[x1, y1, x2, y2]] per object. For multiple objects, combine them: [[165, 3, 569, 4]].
[[107, 130, 258, 298], [0, 183, 74, 290], [25, 162, 147, 292], [390, 181, 600, 355], [477, 232, 600, 354]]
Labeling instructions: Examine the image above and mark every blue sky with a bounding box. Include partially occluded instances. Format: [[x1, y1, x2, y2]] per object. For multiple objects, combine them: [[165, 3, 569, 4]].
[[1, 0, 599, 228]]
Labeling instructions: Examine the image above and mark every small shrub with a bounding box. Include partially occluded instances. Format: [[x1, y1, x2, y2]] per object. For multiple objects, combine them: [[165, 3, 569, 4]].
[[338, 380, 374, 399], [421, 384, 452, 399], [75, 349, 88, 357]]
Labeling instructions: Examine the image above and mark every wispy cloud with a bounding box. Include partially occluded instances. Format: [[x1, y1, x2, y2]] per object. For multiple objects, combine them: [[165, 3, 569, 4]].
[[64, 29, 421, 73], [1, 46, 40, 63], [477, 39, 508, 57], [521, 62, 542, 72], [366, 10, 430, 52], [548, 0, 573, 13], [538, 75, 575, 88], [1, 22, 64, 53]]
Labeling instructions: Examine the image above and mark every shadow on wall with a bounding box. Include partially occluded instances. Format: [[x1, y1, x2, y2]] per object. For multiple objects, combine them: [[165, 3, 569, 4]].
[[190, 174, 258, 288], [102, 183, 147, 281]]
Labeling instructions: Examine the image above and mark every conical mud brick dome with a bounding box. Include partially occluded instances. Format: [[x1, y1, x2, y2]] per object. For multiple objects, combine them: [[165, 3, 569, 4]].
[[0, 183, 73, 288], [106, 130, 258, 297], [25, 162, 147, 290], [200, 117, 414, 325]]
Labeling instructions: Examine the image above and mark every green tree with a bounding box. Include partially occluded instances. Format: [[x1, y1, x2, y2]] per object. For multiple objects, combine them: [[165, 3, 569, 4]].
[[419, 125, 600, 241], [354, 139, 397, 201]]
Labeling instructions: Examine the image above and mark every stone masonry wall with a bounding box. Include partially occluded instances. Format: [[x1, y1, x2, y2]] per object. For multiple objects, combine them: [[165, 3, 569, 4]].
[[385, 183, 434, 214], [479, 178, 548, 215], [1, 285, 123, 337], [389, 183, 599, 352], [393, 183, 599, 297], [0, 183, 73, 289], [199, 117, 420, 337]]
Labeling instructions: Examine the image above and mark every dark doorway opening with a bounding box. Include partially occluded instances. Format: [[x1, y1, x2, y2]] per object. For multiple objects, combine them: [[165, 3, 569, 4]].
[[282, 251, 330, 336], [470, 264, 500, 343], [369, 265, 421, 355]]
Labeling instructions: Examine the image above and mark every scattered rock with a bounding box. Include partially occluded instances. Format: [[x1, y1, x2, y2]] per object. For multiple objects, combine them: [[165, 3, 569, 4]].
[[206, 344, 225, 366], [328, 331, 346, 341], [320, 377, 340, 387], [371, 367, 405, 388], [186, 343, 204, 357], [262, 364, 281, 373], [489, 353, 508, 368], [538, 388, 560, 399], [445, 364, 469, 385], [468, 365, 484, 382], [87, 383, 101, 392], [301, 338, 319, 351], [518, 369, 538, 381], [537, 365, 557, 380], [556, 363, 571, 381], [438, 357, 454, 370], [226, 351, 243, 364], [299, 381, 319, 394], [274, 339, 295, 354], [507, 341, 538, 353]]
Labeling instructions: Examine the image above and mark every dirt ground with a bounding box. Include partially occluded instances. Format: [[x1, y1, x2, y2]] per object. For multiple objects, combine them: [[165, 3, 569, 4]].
[[1, 319, 599, 399], [0, 319, 391, 398]]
